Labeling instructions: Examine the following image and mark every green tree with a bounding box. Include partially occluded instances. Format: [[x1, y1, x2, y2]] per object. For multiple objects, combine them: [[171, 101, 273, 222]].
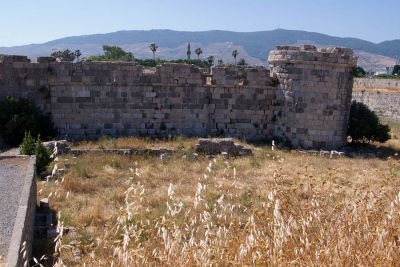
[[195, 48, 203, 60], [102, 45, 134, 61], [348, 101, 390, 144], [51, 49, 81, 62], [89, 45, 134, 61], [20, 133, 52, 174], [237, 58, 247, 66], [352, 66, 366, 78], [392, 65, 400, 75], [232, 50, 239, 65], [217, 59, 224, 66], [0, 97, 57, 147], [149, 43, 158, 61], [20, 131, 36, 155], [34, 135, 52, 174]]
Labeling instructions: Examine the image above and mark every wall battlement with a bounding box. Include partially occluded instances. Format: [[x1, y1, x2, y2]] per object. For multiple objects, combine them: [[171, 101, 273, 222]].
[[0, 45, 357, 149]]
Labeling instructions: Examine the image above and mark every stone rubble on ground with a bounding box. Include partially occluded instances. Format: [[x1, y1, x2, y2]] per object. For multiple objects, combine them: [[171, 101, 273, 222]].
[[196, 138, 252, 156], [43, 140, 71, 157]]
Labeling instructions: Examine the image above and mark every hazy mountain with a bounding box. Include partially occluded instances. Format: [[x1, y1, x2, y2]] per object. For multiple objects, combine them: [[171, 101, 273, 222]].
[[0, 29, 399, 71]]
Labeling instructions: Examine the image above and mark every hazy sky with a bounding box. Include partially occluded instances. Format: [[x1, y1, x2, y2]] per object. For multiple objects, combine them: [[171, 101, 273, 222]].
[[0, 0, 398, 46]]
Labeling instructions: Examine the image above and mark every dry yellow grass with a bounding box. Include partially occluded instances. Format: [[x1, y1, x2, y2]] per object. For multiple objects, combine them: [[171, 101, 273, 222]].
[[36, 121, 400, 266], [71, 135, 200, 150]]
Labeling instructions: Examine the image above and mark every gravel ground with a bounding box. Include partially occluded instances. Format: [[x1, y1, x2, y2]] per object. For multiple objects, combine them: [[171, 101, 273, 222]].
[[0, 157, 30, 258]]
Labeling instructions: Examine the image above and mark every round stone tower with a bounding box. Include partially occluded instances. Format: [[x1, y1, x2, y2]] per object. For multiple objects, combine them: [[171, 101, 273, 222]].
[[268, 45, 357, 149]]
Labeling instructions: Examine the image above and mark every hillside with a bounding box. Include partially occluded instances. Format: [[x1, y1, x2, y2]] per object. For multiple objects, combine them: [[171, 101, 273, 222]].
[[0, 29, 399, 70]]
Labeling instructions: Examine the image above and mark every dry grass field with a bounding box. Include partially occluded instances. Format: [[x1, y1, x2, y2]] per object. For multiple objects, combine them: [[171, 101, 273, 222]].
[[36, 121, 400, 266]]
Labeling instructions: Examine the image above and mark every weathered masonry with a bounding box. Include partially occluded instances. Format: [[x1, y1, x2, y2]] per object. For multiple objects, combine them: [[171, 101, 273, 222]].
[[0, 45, 356, 149], [352, 78, 400, 121]]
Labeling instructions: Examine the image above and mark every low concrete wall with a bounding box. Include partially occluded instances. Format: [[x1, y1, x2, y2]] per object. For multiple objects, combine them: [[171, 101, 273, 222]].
[[4, 156, 36, 267]]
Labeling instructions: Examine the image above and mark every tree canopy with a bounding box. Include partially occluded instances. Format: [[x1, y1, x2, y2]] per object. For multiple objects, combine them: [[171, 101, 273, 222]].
[[393, 65, 400, 75], [88, 45, 134, 61], [51, 49, 81, 62], [348, 101, 390, 144], [352, 66, 366, 78]]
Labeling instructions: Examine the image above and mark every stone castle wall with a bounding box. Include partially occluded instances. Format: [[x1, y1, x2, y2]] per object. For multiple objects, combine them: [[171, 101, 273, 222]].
[[351, 77, 400, 121], [268, 45, 356, 148], [353, 78, 400, 92], [352, 91, 400, 120], [0, 45, 357, 149]]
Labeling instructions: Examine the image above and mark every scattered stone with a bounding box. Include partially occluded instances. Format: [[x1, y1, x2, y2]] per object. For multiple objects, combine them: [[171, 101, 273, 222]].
[[73, 248, 81, 257], [330, 150, 345, 158], [221, 152, 229, 159], [298, 149, 347, 158], [160, 153, 165, 162], [320, 150, 330, 157], [196, 138, 252, 156], [182, 155, 187, 160], [234, 144, 252, 156], [64, 163, 71, 169], [192, 153, 199, 160], [43, 140, 71, 157], [69, 240, 78, 247]]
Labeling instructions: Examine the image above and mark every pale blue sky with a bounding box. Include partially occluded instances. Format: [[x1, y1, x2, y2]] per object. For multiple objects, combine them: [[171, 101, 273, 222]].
[[0, 0, 398, 46]]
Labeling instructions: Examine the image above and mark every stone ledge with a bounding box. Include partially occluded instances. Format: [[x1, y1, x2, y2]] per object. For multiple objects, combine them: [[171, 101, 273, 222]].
[[5, 156, 36, 267]]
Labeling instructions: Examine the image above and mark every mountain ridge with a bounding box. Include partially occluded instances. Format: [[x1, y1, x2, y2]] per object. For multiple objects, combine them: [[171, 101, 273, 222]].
[[1, 29, 399, 71]]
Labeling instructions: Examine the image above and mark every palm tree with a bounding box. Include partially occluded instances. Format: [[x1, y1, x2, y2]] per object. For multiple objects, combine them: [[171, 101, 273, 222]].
[[195, 48, 203, 60], [232, 50, 239, 65], [149, 43, 158, 61]]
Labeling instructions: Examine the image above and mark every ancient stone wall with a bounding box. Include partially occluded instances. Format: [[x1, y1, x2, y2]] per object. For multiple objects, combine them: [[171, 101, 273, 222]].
[[352, 78, 400, 121], [0, 55, 277, 141], [0, 46, 356, 149], [268, 45, 357, 149], [353, 78, 400, 92], [352, 91, 400, 120]]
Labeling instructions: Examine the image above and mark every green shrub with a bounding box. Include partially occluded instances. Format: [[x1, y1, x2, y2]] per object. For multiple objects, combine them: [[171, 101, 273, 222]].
[[373, 74, 400, 79], [0, 97, 57, 147], [351, 66, 366, 78], [34, 135, 52, 174], [20, 131, 36, 155], [20, 133, 52, 174], [348, 101, 391, 143]]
